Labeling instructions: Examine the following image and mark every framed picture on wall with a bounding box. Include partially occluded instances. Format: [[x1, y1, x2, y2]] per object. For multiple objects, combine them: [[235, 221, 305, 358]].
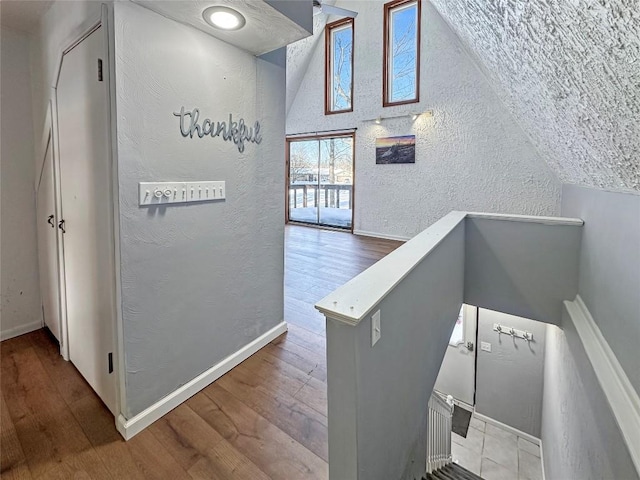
[[375, 135, 415, 164]]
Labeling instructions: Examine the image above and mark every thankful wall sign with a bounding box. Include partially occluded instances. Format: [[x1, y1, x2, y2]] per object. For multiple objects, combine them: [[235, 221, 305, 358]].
[[173, 107, 262, 153]]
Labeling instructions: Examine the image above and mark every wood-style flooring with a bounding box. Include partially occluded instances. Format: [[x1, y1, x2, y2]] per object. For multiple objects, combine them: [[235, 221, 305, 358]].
[[1, 225, 402, 479]]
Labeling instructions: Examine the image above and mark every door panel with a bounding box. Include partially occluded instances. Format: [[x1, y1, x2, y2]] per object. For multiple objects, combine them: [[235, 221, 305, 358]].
[[319, 137, 353, 229], [57, 26, 117, 414], [36, 138, 61, 341], [434, 304, 477, 405], [288, 140, 319, 224], [287, 135, 354, 229]]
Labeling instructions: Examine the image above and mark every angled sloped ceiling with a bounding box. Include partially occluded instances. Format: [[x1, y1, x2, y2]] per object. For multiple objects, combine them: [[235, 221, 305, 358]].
[[430, 0, 640, 191]]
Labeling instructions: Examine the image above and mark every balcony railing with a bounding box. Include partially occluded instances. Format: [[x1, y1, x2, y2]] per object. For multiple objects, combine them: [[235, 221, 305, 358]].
[[289, 183, 353, 210]]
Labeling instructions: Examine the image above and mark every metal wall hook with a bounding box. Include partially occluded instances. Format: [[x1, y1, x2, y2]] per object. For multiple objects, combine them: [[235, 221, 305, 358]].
[[47, 214, 55, 228], [58, 219, 66, 234]]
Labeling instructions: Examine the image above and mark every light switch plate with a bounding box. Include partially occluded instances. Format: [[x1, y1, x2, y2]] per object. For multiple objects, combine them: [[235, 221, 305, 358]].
[[480, 341, 491, 352], [371, 309, 381, 347]]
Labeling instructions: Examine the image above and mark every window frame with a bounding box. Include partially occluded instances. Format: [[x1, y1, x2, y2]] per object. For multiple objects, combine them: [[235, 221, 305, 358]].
[[325, 17, 355, 115], [383, 0, 421, 107]]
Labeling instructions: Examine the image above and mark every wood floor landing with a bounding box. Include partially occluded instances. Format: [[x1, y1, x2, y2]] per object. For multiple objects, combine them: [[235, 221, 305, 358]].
[[1, 225, 402, 479]]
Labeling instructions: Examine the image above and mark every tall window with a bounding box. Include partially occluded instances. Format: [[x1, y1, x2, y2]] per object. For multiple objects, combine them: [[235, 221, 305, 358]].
[[325, 18, 354, 114], [383, 0, 421, 106]]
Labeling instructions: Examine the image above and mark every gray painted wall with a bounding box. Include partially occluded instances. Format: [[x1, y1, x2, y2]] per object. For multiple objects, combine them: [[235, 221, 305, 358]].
[[326, 222, 465, 480], [464, 217, 582, 325], [113, 2, 285, 417], [561, 184, 640, 392], [0, 26, 42, 339], [542, 319, 638, 480], [475, 309, 546, 437]]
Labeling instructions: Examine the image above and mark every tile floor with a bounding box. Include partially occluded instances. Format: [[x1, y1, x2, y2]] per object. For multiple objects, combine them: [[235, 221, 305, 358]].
[[451, 415, 543, 480]]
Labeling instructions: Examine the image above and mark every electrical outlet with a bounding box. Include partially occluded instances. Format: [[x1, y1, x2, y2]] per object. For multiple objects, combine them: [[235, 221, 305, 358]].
[[371, 309, 381, 346], [480, 341, 491, 353]]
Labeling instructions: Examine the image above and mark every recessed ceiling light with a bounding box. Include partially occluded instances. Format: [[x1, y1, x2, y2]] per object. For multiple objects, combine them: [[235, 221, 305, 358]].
[[203, 6, 246, 31]]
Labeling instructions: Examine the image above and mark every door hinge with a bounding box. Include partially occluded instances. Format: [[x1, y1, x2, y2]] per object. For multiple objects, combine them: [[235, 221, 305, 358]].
[[98, 59, 103, 82], [108, 352, 113, 373]]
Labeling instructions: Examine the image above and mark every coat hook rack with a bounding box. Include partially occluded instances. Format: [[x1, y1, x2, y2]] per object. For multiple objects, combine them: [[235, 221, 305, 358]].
[[493, 323, 533, 341]]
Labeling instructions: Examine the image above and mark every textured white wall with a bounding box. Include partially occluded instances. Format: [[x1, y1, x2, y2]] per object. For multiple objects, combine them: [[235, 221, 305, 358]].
[[114, 2, 285, 417], [0, 27, 42, 339], [286, 1, 561, 239], [431, 0, 640, 191]]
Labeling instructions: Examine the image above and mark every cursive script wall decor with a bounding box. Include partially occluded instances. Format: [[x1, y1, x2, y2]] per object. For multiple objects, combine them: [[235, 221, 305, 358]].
[[173, 107, 262, 153]]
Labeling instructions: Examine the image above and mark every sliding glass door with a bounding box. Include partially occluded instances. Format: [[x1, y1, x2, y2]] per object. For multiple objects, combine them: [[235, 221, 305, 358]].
[[287, 134, 354, 230]]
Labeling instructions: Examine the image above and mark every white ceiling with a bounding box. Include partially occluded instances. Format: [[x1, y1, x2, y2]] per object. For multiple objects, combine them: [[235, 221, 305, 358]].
[[0, 0, 53, 33], [132, 0, 311, 56]]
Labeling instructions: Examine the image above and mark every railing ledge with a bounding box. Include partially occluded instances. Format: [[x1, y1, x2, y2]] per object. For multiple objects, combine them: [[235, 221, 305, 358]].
[[315, 211, 467, 326]]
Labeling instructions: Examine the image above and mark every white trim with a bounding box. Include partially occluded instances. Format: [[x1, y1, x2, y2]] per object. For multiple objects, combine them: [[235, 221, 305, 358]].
[[465, 212, 584, 226], [565, 296, 640, 475], [116, 321, 288, 440], [103, 1, 128, 431], [539, 437, 546, 480], [1, 320, 43, 342], [353, 229, 411, 242], [472, 411, 541, 446]]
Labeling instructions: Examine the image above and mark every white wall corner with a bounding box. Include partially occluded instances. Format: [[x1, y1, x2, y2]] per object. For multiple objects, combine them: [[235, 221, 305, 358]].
[[0, 320, 44, 342], [116, 321, 287, 440], [564, 295, 640, 475]]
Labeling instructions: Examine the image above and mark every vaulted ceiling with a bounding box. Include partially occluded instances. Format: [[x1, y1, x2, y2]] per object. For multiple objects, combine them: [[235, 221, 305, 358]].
[[430, 0, 639, 191]]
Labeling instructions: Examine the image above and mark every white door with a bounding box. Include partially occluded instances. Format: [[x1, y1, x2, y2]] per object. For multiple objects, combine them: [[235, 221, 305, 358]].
[[434, 304, 477, 406], [36, 138, 61, 341], [57, 26, 117, 414]]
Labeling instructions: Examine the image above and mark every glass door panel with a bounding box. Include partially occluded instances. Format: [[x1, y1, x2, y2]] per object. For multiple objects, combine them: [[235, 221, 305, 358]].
[[288, 140, 319, 224], [319, 137, 353, 229], [288, 134, 353, 229]]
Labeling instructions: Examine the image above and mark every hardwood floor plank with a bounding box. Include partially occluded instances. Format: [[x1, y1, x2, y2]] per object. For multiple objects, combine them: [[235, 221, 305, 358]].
[[294, 377, 328, 417], [12, 406, 100, 478], [1, 341, 68, 422], [263, 340, 327, 382], [30, 329, 93, 407], [217, 363, 328, 461], [1, 393, 32, 479], [149, 403, 268, 480], [236, 349, 311, 398], [274, 324, 326, 357], [189, 384, 328, 480], [126, 430, 191, 480]]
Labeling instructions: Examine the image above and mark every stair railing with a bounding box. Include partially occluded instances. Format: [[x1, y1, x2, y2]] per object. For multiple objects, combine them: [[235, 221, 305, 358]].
[[426, 392, 455, 474]]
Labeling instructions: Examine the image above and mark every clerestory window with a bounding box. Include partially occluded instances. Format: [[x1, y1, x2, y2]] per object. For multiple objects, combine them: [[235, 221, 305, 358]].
[[325, 18, 354, 114], [383, 0, 421, 106]]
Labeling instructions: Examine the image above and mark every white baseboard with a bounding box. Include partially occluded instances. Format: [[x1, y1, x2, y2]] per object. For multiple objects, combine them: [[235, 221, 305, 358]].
[[353, 229, 411, 242], [472, 411, 541, 446], [1, 320, 43, 342], [565, 296, 640, 475], [116, 321, 288, 440]]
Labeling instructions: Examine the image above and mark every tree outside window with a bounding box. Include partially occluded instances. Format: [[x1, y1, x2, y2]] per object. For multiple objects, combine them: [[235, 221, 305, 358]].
[[384, 0, 421, 106], [325, 18, 354, 114]]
